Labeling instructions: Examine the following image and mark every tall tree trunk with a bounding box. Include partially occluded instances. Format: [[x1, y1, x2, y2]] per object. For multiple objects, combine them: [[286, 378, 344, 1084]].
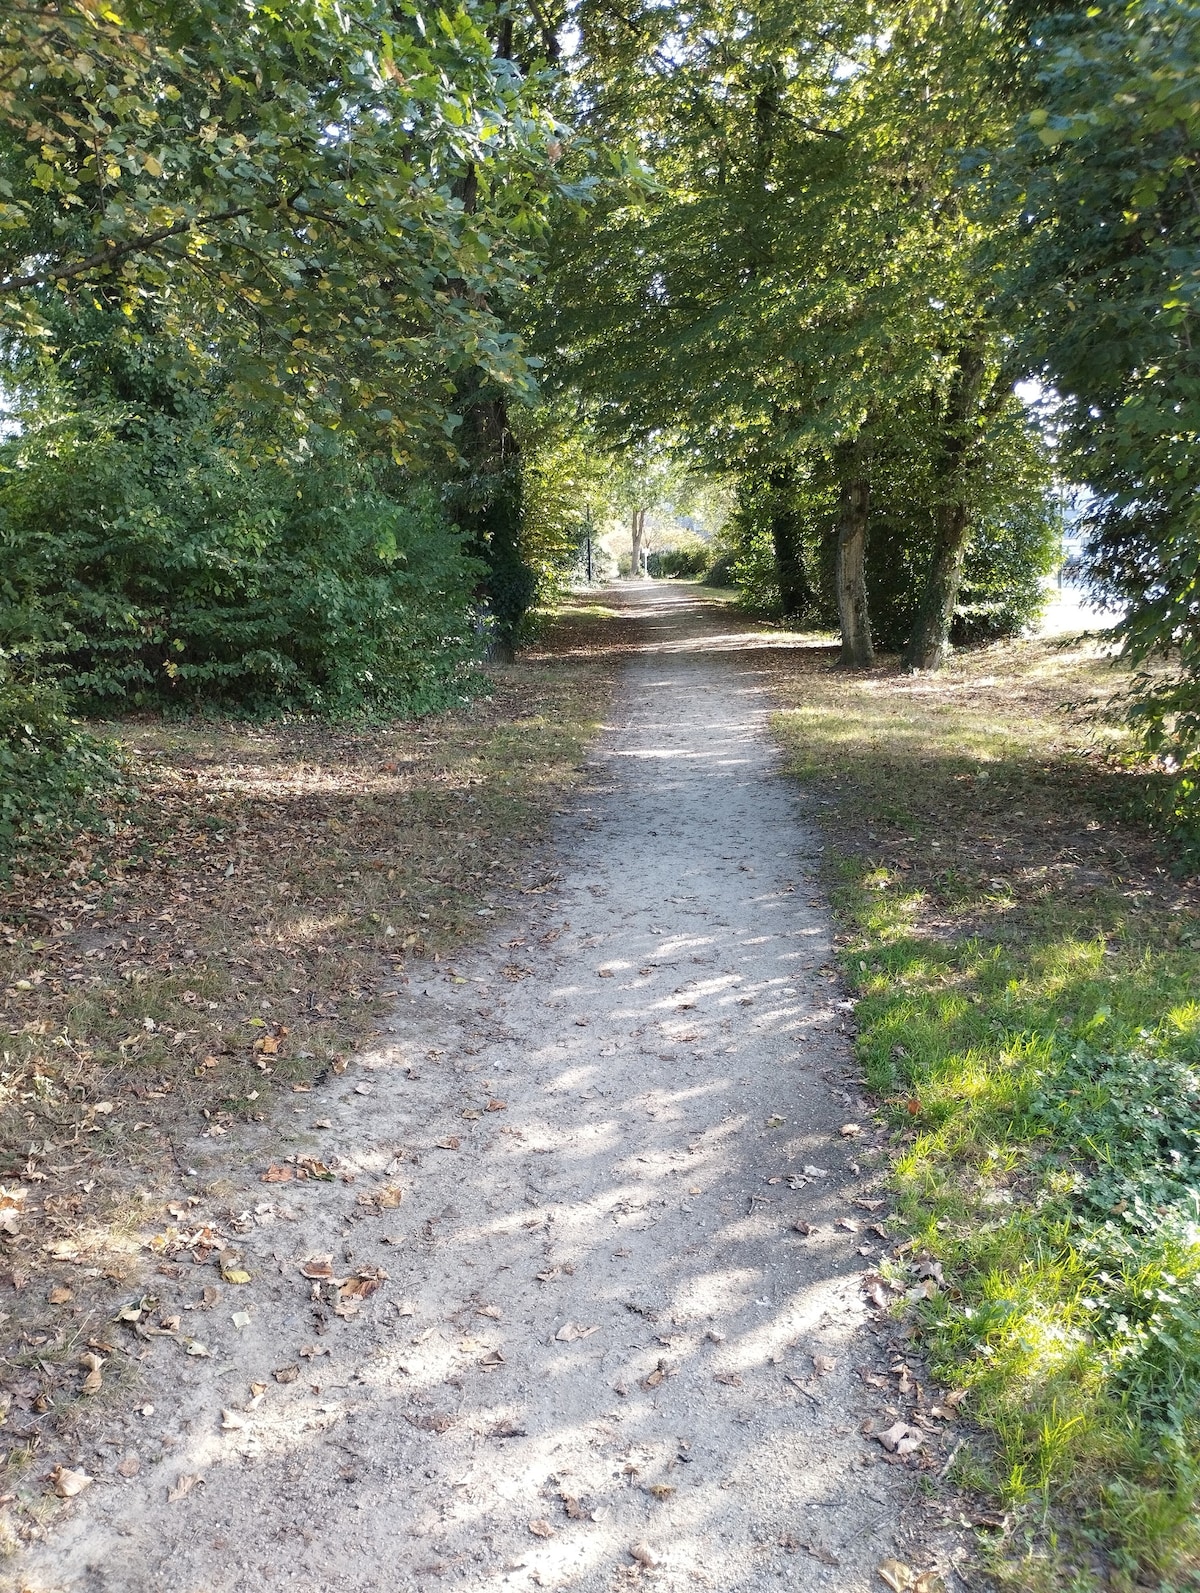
[[768, 465, 812, 618], [454, 391, 531, 662], [631, 508, 646, 577], [834, 437, 873, 668], [902, 343, 988, 671]]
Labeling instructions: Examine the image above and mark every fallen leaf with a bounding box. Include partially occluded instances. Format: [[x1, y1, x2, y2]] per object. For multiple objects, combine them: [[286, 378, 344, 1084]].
[[529, 1518, 556, 1538], [646, 1484, 675, 1500], [167, 1473, 202, 1503], [802, 1164, 828, 1177], [274, 1364, 300, 1384], [231, 1311, 250, 1330], [479, 1349, 506, 1368], [840, 1123, 862, 1137], [377, 1186, 404, 1209], [630, 1542, 661, 1568], [477, 1304, 502, 1320], [914, 1576, 946, 1593], [485, 1099, 507, 1112], [714, 1371, 743, 1387], [875, 1421, 924, 1457], [813, 1354, 837, 1376], [184, 1340, 210, 1358], [261, 1164, 294, 1184], [200, 1286, 220, 1307], [435, 1137, 461, 1151], [48, 1286, 73, 1305], [878, 1560, 915, 1592], [836, 1217, 861, 1232], [340, 1265, 387, 1303], [50, 1466, 91, 1499], [81, 1367, 103, 1396], [299, 1255, 334, 1280], [554, 1321, 598, 1342], [117, 1454, 140, 1479], [221, 1266, 252, 1285], [405, 1410, 452, 1433], [792, 1220, 816, 1236], [221, 1409, 247, 1431]]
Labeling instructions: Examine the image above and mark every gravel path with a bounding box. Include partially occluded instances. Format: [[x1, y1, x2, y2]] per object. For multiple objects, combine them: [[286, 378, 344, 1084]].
[[21, 585, 959, 1593]]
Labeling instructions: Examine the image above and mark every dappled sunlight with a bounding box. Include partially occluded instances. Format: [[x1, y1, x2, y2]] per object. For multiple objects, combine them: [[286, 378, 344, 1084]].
[[9, 584, 911, 1593]]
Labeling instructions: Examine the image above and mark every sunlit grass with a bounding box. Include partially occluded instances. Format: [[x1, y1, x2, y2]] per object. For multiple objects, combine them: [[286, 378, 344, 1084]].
[[765, 634, 1200, 1589]]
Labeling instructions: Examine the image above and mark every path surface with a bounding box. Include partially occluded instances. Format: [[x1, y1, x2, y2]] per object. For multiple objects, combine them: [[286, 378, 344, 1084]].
[[22, 586, 958, 1593]]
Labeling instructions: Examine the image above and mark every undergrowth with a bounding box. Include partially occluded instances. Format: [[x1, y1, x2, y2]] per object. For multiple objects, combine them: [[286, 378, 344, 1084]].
[[766, 633, 1200, 1591]]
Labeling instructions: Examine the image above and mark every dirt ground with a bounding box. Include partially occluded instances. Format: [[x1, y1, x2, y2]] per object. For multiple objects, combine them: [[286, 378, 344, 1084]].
[[10, 586, 967, 1593]]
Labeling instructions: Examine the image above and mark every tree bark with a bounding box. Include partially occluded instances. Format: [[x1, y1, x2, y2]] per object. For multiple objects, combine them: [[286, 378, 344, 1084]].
[[767, 465, 812, 618], [631, 507, 646, 577], [902, 343, 988, 671], [834, 438, 873, 667]]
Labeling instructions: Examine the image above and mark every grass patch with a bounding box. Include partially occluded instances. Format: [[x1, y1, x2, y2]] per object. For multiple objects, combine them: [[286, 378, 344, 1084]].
[[764, 634, 1200, 1591], [0, 596, 623, 1423]]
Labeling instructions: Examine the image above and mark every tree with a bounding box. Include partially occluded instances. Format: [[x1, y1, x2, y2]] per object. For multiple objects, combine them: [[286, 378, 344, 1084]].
[[0, 0, 568, 449], [990, 0, 1200, 822], [537, 0, 1049, 666]]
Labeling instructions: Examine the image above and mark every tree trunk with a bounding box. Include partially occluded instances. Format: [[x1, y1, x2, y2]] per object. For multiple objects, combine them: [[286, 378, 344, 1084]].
[[768, 465, 812, 618], [631, 508, 646, 577], [902, 343, 988, 671], [834, 438, 873, 668]]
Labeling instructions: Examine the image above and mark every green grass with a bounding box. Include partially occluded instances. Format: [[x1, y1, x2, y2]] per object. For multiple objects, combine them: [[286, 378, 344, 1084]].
[[764, 634, 1200, 1591]]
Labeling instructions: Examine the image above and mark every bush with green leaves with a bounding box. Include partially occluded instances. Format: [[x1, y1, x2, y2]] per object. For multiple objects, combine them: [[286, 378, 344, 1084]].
[[0, 406, 485, 718], [647, 541, 710, 578], [0, 651, 122, 863]]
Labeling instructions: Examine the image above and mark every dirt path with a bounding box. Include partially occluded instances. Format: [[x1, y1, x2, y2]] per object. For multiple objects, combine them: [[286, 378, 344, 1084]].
[[20, 586, 959, 1593]]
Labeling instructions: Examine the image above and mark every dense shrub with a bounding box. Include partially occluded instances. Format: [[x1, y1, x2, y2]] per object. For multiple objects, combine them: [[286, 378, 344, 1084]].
[[0, 652, 122, 862], [0, 407, 484, 717], [647, 541, 710, 577]]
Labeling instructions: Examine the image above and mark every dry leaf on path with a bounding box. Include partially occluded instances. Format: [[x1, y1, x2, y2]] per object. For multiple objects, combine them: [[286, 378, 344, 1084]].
[[48, 1286, 73, 1305], [529, 1518, 556, 1538], [299, 1255, 334, 1279], [813, 1354, 837, 1376], [878, 1561, 914, 1592], [554, 1322, 598, 1343], [875, 1421, 924, 1457], [116, 1454, 140, 1479], [274, 1365, 300, 1384], [630, 1542, 662, 1568], [261, 1164, 294, 1184], [50, 1466, 91, 1499], [167, 1473, 202, 1503], [435, 1137, 461, 1151], [377, 1186, 404, 1209], [405, 1410, 452, 1433]]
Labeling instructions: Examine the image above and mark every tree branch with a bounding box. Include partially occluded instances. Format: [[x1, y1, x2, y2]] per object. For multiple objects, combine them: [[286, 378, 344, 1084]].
[[0, 205, 255, 295]]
